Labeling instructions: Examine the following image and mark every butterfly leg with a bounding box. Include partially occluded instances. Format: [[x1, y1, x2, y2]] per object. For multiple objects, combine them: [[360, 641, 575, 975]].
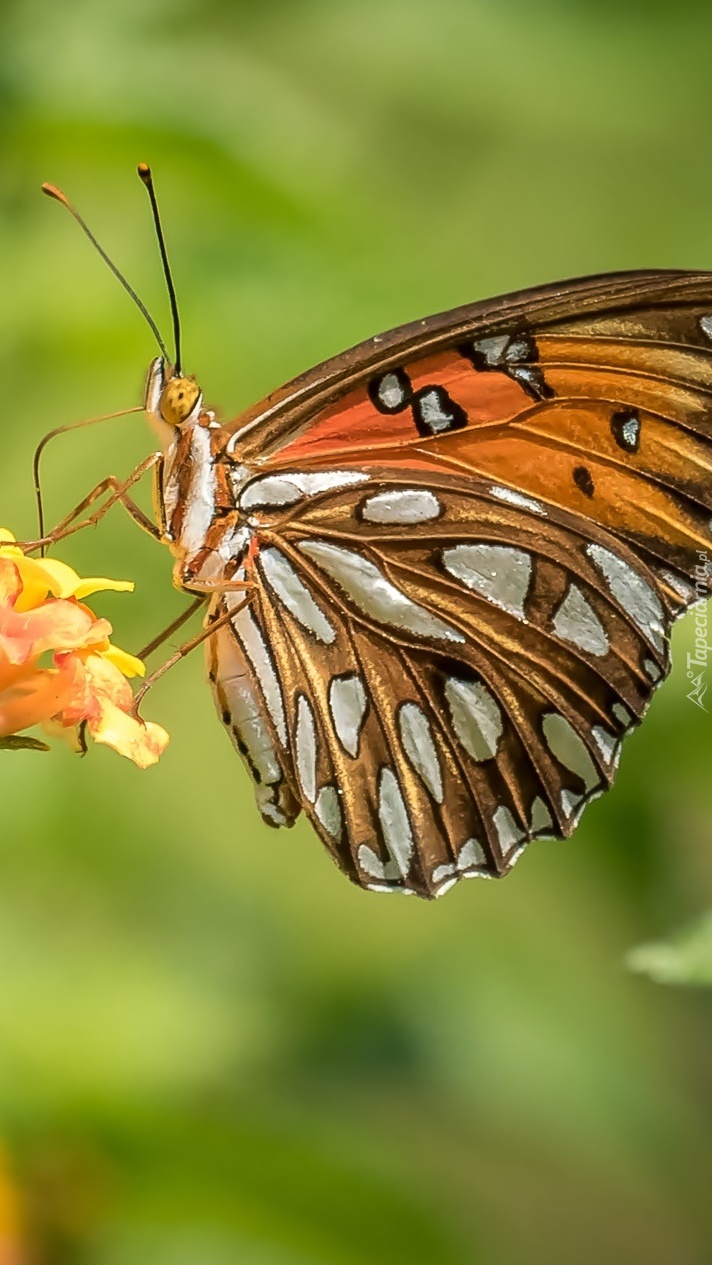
[[136, 596, 207, 661], [129, 588, 255, 720], [20, 452, 163, 554]]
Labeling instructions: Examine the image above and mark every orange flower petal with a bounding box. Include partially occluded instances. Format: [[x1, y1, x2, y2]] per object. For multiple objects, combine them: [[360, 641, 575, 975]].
[[0, 531, 167, 767], [0, 600, 102, 666], [0, 664, 75, 737]]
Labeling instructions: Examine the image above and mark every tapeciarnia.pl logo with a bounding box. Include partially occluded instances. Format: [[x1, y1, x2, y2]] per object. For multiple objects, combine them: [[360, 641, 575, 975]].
[[687, 551, 710, 711]]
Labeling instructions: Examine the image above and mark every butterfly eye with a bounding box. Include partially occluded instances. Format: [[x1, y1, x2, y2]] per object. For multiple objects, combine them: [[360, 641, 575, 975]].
[[159, 376, 201, 426]]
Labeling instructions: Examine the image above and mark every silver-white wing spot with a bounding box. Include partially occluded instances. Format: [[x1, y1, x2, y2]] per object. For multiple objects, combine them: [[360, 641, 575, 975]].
[[432, 837, 487, 887], [362, 489, 441, 525], [239, 475, 303, 510], [295, 694, 318, 804], [328, 674, 367, 758], [376, 372, 407, 409], [613, 702, 633, 726], [542, 713, 599, 791], [432, 862, 456, 885], [217, 666, 281, 788], [700, 315, 712, 340], [530, 797, 554, 833], [211, 624, 289, 827], [473, 334, 510, 364], [494, 805, 526, 850], [587, 543, 665, 652], [458, 838, 487, 869], [239, 469, 369, 511], [358, 846, 397, 882], [489, 485, 546, 516], [644, 658, 663, 682], [552, 583, 610, 657], [444, 676, 503, 761], [418, 388, 458, 432], [378, 767, 414, 879], [591, 726, 618, 767], [621, 416, 640, 449], [659, 570, 696, 603], [259, 546, 336, 644], [315, 785, 343, 840], [299, 540, 465, 642], [226, 593, 287, 746], [561, 789, 587, 823], [398, 702, 444, 803], [433, 878, 459, 898], [442, 544, 532, 619]]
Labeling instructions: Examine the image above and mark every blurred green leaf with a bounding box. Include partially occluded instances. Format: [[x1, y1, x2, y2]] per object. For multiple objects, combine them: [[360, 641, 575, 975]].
[[0, 734, 49, 751], [628, 912, 712, 987], [2, 2, 712, 1263]]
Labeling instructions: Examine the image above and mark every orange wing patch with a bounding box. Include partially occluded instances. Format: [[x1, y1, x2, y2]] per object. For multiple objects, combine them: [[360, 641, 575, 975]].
[[259, 329, 712, 582], [274, 350, 531, 465]]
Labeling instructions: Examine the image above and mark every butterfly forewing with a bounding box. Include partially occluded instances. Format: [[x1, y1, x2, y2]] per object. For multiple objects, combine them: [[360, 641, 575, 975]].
[[200, 269, 712, 896], [230, 271, 712, 589]]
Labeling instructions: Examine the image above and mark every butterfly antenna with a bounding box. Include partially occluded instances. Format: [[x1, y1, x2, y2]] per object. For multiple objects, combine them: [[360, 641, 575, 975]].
[[137, 163, 183, 375], [41, 182, 170, 361]]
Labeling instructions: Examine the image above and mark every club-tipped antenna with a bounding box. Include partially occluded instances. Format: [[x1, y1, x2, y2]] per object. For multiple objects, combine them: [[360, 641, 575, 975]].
[[41, 182, 170, 361], [137, 163, 182, 375]]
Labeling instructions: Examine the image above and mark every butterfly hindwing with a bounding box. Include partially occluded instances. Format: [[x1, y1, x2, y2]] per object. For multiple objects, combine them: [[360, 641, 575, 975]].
[[212, 463, 682, 896], [206, 591, 300, 831]]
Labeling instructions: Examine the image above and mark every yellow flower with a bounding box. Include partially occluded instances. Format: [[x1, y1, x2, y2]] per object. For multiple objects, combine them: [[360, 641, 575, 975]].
[[0, 531, 168, 767], [0, 527, 134, 610]]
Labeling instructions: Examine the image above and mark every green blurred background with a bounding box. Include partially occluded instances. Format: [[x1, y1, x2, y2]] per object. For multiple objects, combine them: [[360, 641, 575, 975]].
[[2, 1, 712, 1261]]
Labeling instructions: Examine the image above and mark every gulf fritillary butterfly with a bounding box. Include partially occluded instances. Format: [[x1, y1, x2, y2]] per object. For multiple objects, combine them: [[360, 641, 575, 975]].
[[43, 174, 712, 898]]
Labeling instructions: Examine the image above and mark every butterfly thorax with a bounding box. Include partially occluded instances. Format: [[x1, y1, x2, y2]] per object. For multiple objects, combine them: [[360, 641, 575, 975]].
[[145, 357, 251, 593]]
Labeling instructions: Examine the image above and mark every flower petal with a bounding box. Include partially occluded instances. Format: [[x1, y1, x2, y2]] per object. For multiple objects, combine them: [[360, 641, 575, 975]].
[[71, 577, 135, 600], [20, 556, 82, 601], [89, 700, 169, 768], [0, 533, 166, 766], [0, 664, 75, 737], [0, 600, 101, 666], [102, 643, 146, 678], [56, 652, 133, 726], [0, 545, 135, 610], [0, 559, 21, 606], [33, 557, 134, 601]]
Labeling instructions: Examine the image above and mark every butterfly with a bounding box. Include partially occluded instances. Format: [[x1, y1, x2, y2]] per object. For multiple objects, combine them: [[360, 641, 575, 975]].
[[40, 174, 712, 898], [137, 267, 712, 899]]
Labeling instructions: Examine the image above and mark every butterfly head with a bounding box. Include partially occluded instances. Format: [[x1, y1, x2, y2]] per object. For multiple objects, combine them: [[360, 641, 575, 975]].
[[145, 357, 203, 442]]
